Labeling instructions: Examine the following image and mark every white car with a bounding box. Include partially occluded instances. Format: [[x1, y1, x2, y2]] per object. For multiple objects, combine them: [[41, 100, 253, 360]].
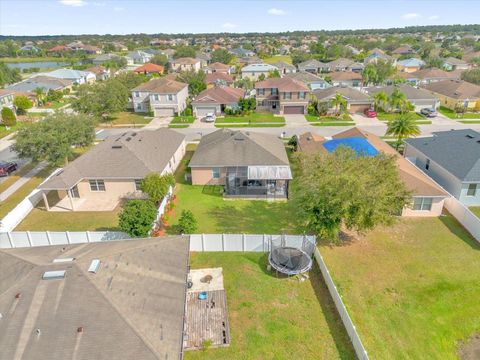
[[204, 112, 216, 123]]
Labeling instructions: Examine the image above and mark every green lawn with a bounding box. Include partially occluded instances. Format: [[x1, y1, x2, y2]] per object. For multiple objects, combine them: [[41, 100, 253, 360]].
[[263, 55, 293, 64], [469, 207, 480, 218], [216, 113, 286, 124], [0, 56, 78, 63], [0, 121, 30, 139], [185, 253, 355, 360], [0, 162, 37, 194], [320, 216, 480, 359], [101, 111, 153, 126], [170, 115, 195, 124], [376, 111, 425, 122], [215, 123, 285, 128], [169, 124, 190, 128], [439, 106, 480, 119], [306, 114, 355, 126], [43, 101, 66, 109]]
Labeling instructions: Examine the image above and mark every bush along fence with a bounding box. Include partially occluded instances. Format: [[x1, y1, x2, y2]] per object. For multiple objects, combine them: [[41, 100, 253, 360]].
[[150, 185, 174, 236]]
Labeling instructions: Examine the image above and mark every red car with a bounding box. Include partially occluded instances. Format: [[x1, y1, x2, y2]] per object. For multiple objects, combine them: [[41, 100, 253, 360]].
[[0, 161, 18, 177], [364, 108, 377, 118]]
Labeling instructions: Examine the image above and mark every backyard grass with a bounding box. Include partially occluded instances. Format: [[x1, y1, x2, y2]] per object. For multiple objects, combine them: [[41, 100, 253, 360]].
[[311, 122, 356, 127], [101, 111, 153, 126], [439, 106, 480, 119], [320, 216, 480, 359], [215, 113, 286, 124], [185, 252, 355, 360], [263, 55, 293, 64]]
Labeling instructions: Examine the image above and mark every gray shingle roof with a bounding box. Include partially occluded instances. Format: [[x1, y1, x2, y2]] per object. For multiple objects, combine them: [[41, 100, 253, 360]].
[[39, 128, 185, 190], [189, 129, 290, 167], [405, 129, 480, 181], [366, 84, 438, 101], [313, 86, 372, 103], [0, 236, 189, 360]]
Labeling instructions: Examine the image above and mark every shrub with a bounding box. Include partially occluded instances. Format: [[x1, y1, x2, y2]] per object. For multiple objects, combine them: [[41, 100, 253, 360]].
[[118, 200, 157, 237], [140, 173, 175, 204], [13, 96, 33, 115], [177, 210, 197, 234], [1, 107, 16, 127], [184, 107, 192, 116]]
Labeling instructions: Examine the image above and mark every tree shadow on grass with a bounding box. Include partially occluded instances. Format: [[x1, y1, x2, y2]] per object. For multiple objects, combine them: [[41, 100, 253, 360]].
[[439, 213, 480, 251], [309, 262, 357, 360]]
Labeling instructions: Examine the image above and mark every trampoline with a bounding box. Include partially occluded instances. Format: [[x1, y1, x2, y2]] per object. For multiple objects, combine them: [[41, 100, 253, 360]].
[[268, 236, 316, 276]]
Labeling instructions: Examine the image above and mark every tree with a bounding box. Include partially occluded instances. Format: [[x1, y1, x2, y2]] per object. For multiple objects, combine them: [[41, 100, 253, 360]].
[[461, 69, 480, 85], [258, 73, 266, 81], [174, 46, 196, 59], [177, 210, 198, 234], [374, 60, 396, 84], [385, 114, 421, 149], [118, 200, 157, 237], [293, 147, 410, 241], [211, 49, 233, 64], [176, 70, 206, 96], [330, 92, 347, 116], [151, 54, 169, 67], [388, 88, 410, 113], [291, 51, 312, 66], [268, 69, 281, 78], [1, 107, 16, 127], [140, 173, 175, 204], [33, 87, 46, 106], [425, 56, 443, 69], [238, 97, 256, 113], [0, 62, 22, 87], [12, 113, 96, 166], [13, 96, 33, 115], [362, 63, 377, 86], [103, 56, 127, 71], [373, 91, 388, 111]]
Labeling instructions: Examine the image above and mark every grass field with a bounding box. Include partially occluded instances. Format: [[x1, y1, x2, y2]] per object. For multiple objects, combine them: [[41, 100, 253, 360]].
[[215, 113, 286, 124], [376, 111, 425, 122], [439, 106, 480, 119], [101, 111, 153, 126], [263, 55, 293, 64], [185, 252, 355, 360], [320, 216, 480, 359], [170, 115, 195, 124], [215, 123, 285, 128], [306, 114, 355, 126]]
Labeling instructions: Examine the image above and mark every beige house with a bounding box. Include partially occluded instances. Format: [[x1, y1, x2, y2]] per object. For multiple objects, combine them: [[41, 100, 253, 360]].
[[255, 77, 310, 114], [241, 63, 278, 81], [423, 79, 480, 111], [170, 57, 202, 72], [38, 128, 186, 211]]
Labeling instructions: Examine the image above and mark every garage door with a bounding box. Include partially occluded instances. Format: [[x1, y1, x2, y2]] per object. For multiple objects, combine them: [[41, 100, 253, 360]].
[[283, 106, 304, 114], [349, 104, 371, 113], [196, 107, 217, 117], [154, 107, 175, 117]]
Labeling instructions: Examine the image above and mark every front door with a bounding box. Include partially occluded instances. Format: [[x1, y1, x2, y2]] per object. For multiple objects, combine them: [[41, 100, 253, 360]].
[[69, 185, 80, 198]]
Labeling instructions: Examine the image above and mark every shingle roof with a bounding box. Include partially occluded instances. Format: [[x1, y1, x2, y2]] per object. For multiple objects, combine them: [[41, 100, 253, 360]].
[[205, 72, 234, 84], [327, 58, 355, 68], [39, 128, 185, 190], [172, 57, 200, 65], [367, 84, 437, 100], [241, 63, 278, 72], [189, 129, 290, 167], [132, 77, 187, 94], [133, 63, 164, 74], [44, 68, 93, 80], [313, 86, 371, 103], [329, 71, 362, 81], [7, 76, 73, 93], [271, 61, 296, 70], [397, 58, 425, 67], [0, 236, 189, 360], [192, 86, 244, 105], [444, 57, 468, 65], [423, 79, 480, 100], [410, 67, 459, 80], [285, 71, 325, 84], [405, 129, 480, 181], [255, 77, 309, 92], [206, 62, 230, 70], [297, 59, 325, 69]]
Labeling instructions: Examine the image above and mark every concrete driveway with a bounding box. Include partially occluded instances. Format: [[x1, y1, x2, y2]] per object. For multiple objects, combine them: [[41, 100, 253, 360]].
[[284, 114, 309, 127], [350, 113, 385, 127], [143, 116, 172, 130]]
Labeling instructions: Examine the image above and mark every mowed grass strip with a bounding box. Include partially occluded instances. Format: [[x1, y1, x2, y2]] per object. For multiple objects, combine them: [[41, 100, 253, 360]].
[[320, 216, 480, 359], [185, 252, 355, 360], [215, 113, 285, 124]]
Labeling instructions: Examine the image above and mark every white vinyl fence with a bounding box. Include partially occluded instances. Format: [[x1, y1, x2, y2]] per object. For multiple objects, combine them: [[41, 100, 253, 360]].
[[153, 186, 173, 226], [444, 197, 480, 243], [0, 231, 130, 249]]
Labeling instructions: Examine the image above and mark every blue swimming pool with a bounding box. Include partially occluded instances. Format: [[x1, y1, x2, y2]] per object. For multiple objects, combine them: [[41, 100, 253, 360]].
[[323, 137, 378, 156]]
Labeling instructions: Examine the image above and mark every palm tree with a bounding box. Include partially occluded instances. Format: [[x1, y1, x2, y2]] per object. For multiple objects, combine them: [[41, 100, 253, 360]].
[[33, 87, 45, 106], [373, 91, 388, 112], [330, 92, 347, 116], [388, 88, 409, 113], [385, 114, 420, 150]]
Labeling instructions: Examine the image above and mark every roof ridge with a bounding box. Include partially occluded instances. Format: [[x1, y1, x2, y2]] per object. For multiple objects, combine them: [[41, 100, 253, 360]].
[[245, 133, 289, 165]]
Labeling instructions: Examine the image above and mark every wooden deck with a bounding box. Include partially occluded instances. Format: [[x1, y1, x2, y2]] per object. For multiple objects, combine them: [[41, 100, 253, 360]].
[[184, 290, 230, 350]]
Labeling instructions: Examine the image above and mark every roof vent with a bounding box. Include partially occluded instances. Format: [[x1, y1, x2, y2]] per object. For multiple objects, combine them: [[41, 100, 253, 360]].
[[112, 145, 122, 149], [88, 259, 101, 274], [15, 293, 21, 299], [132, 133, 137, 137], [126, 137, 132, 142], [53, 257, 75, 263], [42, 270, 66, 280], [77, 326, 84, 333], [466, 134, 475, 139]]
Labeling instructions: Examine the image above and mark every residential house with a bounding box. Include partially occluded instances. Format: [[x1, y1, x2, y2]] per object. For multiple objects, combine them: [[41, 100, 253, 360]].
[[205, 62, 232, 74], [133, 63, 165, 75], [85, 65, 110, 81], [392, 45, 416, 56], [396, 58, 425, 73], [191, 86, 245, 117], [205, 72, 235, 88], [110, 41, 128, 51], [329, 71, 363, 88], [255, 77, 310, 114], [297, 59, 326, 74], [40, 69, 96, 85], [241, 63, 278, 81], [125, 50, 154, 65], [46, 45, 69, 54], [443, 57, 471, 71], [0, 89, 15, 112], [366, 84, 439, 111], [298, 127, 449, 217], [195, 51, 211, 67], [0, 236, 189, 360], [92, 53, 122, 65], [39, 128, 186, 211], [345, 45, 360, 55], [326, 58, 355, 72], [236, 56, 262, 66], [404, 129, 480, 206], [131, 77, 188, 116], [18, 44, 40, 54], [229, 47, 255, 57], [364, 48, 396, 65], [7, 75, 73, 93], [271, 61, 296, 75], [406, 67, 461, 85], [170, 58, 202, 72], [347, 62, 365, 73], [313, 86, 373, 113], [423, 79, 480, 110], [189, 129, 292, 199], [285, 71, 332, 91]]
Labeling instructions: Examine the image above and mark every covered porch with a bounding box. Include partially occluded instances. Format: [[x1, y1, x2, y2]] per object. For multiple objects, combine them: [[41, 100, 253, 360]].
[[256, 99, 280, 114]]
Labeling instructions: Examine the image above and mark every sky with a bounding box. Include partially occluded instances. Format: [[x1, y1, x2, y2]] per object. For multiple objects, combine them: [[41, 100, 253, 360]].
[[0, 0, 479, 36]]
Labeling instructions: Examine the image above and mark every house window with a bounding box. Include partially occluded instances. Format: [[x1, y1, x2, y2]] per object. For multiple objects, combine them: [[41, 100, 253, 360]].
[[413, 197, 433, 211], [467, 184, 478, 197], [299, 92, 306, 100], [89, 179, 105, 192], [212, 167, 220, 179], [153, 94, 159, 101], [167, 94, 174, 101], [136, 103, 142, 110], [425, 159, 430, 170], [134, 179, 142, 191], [284, 92, 291, 100], [271, 88, 278, 95], [134, 92, 139, 97], [258, 88, 265, 96]]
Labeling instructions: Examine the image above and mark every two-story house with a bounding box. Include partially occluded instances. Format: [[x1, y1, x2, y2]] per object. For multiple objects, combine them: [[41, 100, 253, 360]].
[[404, 129, 480, 206], [131, 78, 189, 117], [255, 77, 310, 114], [170, 58, 202, 72]]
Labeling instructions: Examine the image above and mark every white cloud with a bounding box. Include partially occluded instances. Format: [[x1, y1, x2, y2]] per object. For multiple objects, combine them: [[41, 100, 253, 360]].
[[402, 13, 421, 19], [59, 0, 87, 6], [268, 8, 286, 16], [91, 1, 106, 6], [428, 15, 440, 20], [113, 6, 124, 12], [222, 22, 237, 29]]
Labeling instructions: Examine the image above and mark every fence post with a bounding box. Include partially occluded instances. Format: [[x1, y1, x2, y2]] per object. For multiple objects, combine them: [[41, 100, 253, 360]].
[[263, 234, 266, 252], [7, 232, 14, 248], [242, 233, 246, 252], [46, 231, 52, 245], [66, 231, 71, 244], [26, 231, 33, 247], [222, 233, 225, 251], [201, 233, 205, 252], [86, 231, 91, 243]]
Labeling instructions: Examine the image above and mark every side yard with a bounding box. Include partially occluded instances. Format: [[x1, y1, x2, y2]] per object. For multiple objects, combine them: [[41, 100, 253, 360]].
[[185, 252, 355, 360], [320, 216, 480, 359]]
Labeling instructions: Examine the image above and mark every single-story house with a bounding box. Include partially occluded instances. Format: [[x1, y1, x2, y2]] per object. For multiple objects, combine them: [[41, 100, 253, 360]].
[[204, 62, 232, 74], [131, 77, 189, 116], [170, 58, 202, 72], [392, 45, 416, 56], [406, 67, 461, 85], [205, 72, 235, 89], [313, 86, 373, 113], [241, 63, 278, 81], [404, 129, 480, 206], [7, 76, 73, 94], [298, 127, 449, 217], [443, 57, 471, 71], [38, 128, 186, 211], [229, 47, 255, 58], [328, 71, 363, 88], [0, 235, 189, 360], [364, 48, 396, 65], [125, 50, 154, 65], [366, 84, 439, 111], [191, 86, 245, 117], [285, 71, 332, 91], [189, 129, 292, 199], [255, 77, 310, 114], [326, 58, 355, 72], [92, 53, 122, 65], [85, 65, 110, 81], [40, 69, 96, 85], [271, 61, 296, 75], [347, 62, 365, 73], [423, 79, 480, 110], [396, 58, 425, 73], [134, 63, 165, 75], [297, 59, 326, 74], [0, 89, 15, 111]]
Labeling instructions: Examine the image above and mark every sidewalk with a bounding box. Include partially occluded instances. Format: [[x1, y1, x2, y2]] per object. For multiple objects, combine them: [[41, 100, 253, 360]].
[[0, 161, 48, 202]]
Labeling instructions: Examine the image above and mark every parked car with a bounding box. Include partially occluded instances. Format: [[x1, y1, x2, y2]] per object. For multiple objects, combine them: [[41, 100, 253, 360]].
[[0, 161, 17, 177], [420, 108, 438, 118], [364, 108, 377, 118], [204, 112, 216, 123]]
